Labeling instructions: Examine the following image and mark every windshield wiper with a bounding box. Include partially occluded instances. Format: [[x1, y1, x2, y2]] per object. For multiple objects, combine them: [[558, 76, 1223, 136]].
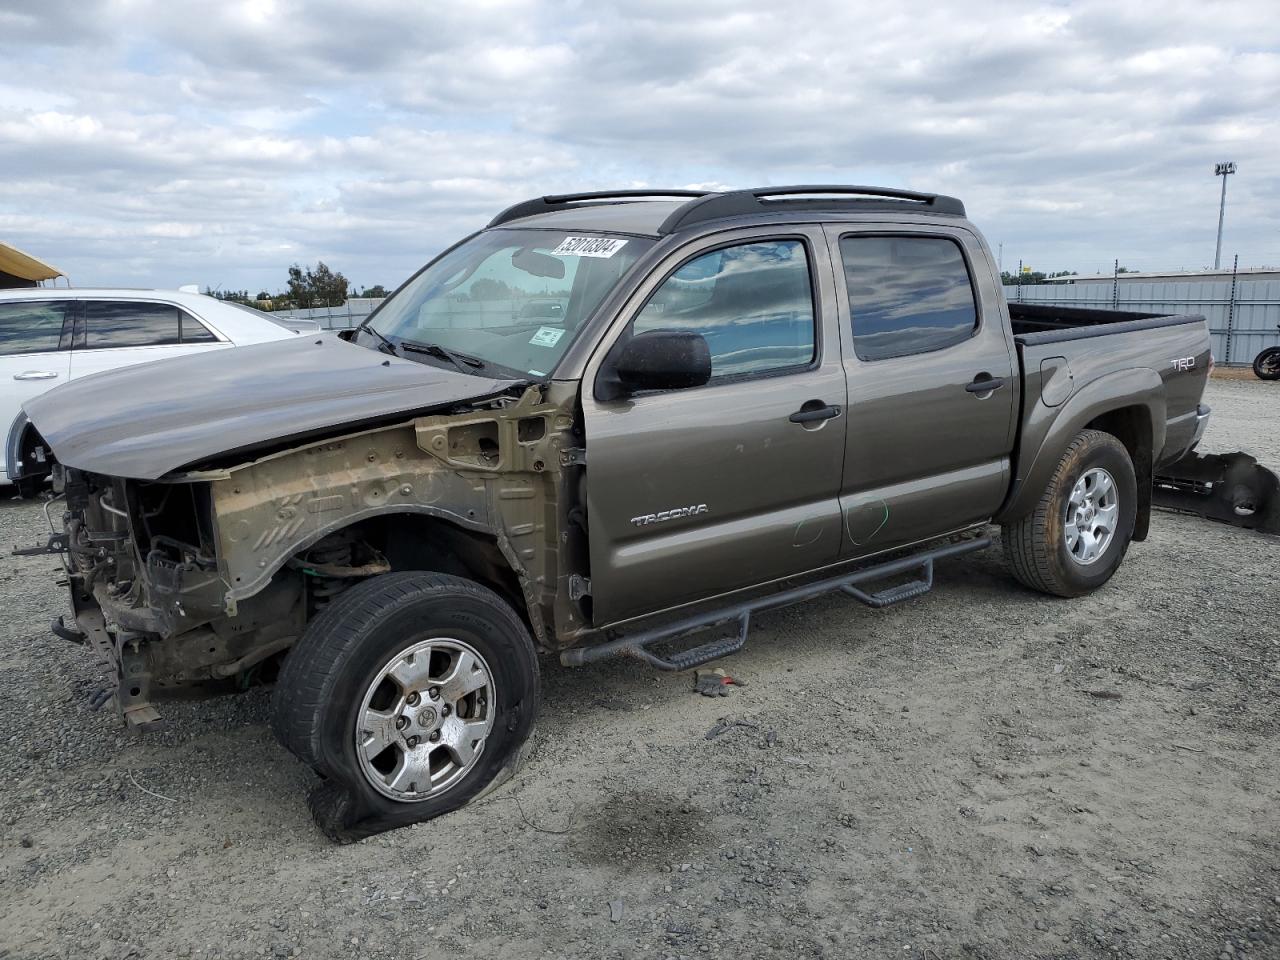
[[360, 326, 399, 356], [398, 339, 487, 375]]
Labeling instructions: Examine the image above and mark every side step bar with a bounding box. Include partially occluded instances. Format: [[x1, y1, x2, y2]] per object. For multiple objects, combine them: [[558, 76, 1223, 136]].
[[561, 536, 991, 671]]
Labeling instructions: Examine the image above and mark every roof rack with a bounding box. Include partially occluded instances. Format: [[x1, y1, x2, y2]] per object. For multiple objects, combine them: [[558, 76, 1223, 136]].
[[657, 185, 965, 233], [486, 184, 966, 233], [487, 190, 709, 228]]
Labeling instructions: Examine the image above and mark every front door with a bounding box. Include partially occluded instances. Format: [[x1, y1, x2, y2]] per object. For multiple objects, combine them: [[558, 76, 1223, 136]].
[[581, 227, 847, 626], [826, 225, 1017, 557]]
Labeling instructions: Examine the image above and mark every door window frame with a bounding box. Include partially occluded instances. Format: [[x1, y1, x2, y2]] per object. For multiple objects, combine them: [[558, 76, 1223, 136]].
[[591, 229, 828, 400], [73, 299, 225, 350], [830, 225, 988, 364]]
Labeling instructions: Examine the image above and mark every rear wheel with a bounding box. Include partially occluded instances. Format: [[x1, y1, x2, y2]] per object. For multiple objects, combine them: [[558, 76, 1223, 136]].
[[1253, 347, 1280, 381], [272, 571, 539, 842], [1002, 429, 1137, 597]]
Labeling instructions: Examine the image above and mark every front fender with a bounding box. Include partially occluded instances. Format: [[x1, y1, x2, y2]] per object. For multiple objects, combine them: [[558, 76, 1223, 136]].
[[209, 421, 494, 605], [997, 367, 1164, 522]]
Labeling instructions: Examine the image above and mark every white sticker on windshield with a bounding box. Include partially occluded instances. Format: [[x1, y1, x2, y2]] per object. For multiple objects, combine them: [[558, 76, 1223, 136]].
[[529, 326, 565, 347], [550, 236, 629, 258]]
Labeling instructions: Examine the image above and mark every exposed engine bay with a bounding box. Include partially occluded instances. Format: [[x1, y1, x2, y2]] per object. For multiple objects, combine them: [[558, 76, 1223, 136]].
[[33, 381, 590, 730]]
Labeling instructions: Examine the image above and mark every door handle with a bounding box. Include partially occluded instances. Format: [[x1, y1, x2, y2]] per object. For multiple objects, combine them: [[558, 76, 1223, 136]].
[[965, 375, 1006, 394], [789, 402, 842, 424], [14, 371, 59, 381]]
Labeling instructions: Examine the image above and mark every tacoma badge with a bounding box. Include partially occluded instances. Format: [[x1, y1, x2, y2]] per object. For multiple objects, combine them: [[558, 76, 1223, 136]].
[[631, 504, 709, 526]]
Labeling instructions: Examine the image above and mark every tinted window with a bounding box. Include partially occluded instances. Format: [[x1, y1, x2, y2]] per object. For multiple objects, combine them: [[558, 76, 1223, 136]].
[[840, 236, 977, 361], [0, 301, 70, 356], [181, 314, 218, 343], [85, 301, 182, 348], [634, 240, 815, 380]]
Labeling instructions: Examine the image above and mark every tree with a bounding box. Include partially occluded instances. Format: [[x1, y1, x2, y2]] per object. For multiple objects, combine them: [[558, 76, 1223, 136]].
[[286, 262, 349, 308], [359, 284, 388, 298], [468, 278, 513, 301]]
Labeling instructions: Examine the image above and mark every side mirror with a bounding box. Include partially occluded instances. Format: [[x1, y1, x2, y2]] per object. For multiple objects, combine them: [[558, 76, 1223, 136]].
[[611, 329, 712, 395], [337, 328, 357, 342]]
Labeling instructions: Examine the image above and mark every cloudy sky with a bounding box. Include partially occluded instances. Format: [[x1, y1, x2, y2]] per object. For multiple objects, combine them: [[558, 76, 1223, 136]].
[[1, 0, 1277, 293]]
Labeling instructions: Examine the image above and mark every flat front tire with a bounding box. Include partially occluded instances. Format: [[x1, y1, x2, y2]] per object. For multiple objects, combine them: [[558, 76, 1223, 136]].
[[272, 572, 539, 842], [1002, 428, 1138, 597]]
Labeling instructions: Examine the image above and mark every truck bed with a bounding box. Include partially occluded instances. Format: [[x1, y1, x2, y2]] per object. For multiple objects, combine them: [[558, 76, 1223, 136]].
[[1009, 302, 1202, 344], [1008, 302, 1211, 490]]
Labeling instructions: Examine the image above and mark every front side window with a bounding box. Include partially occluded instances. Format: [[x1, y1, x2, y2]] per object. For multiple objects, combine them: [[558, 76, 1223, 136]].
[[363, 229, 654, 378], [840, 236, 978, 361], [0, 300, 70, 356], [632, 239, 815, 380], [84, 302, 183, 348]]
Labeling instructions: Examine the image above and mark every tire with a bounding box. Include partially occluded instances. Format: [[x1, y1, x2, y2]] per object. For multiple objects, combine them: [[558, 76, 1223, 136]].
[[272, 571, 539, 842], [1002, 429, 1137, 598], [1253, 347, 1280, 381]]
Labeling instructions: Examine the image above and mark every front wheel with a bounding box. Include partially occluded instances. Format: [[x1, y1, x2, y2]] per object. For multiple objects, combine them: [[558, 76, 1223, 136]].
[[1002, 428, 1137, 597], [272, 572, 539, 842], [1253, 347, 1280, 381]]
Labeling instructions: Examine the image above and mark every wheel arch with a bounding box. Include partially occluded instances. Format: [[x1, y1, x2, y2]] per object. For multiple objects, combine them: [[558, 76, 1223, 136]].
[[5, 412, 53, 488], [1082, 405, 1154, 540], [997, 367, 1163, 526], [4, 411, 32, 479], [230, 506, 544, 646], [332, 512, 528, 623]]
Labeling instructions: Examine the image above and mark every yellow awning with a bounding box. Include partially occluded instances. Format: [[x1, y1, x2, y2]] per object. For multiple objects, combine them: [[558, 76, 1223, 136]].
[[0, 241, 63, 282]]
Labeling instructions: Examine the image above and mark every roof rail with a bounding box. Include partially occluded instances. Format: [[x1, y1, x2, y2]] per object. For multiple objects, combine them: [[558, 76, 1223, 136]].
[[658, 184, 965, 233], [487, 189, 710, 228]]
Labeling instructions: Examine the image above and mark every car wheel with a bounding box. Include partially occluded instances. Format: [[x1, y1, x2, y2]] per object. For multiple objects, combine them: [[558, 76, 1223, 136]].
[[1002, 428, 1137, 598], [272, 571, 539, 842]]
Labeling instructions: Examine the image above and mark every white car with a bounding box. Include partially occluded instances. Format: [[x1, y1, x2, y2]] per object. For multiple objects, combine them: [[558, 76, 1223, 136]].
[[1, 288, 318, 494]]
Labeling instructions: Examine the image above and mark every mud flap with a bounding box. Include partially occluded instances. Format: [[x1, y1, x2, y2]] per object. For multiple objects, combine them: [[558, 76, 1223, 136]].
[[1153, 451, 1280, 534]]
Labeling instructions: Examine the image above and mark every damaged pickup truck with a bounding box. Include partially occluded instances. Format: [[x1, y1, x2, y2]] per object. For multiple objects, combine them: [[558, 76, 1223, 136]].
[[22, 186, 1212, 840]]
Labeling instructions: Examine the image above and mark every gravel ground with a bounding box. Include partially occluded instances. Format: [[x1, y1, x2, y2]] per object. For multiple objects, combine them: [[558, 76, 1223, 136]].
[[1, 378, 1277, 960]]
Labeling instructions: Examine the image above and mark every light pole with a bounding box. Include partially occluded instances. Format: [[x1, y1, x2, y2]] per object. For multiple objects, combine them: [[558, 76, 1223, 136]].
[[1214, 161, 1236, 270]]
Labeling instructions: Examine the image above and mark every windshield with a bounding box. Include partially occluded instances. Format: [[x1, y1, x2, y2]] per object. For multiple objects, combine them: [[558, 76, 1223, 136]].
[[358, 228, 653, 378]]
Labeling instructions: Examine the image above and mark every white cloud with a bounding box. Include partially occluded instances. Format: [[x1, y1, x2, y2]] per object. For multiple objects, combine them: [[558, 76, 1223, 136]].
[[0, 0, 1277, 291]]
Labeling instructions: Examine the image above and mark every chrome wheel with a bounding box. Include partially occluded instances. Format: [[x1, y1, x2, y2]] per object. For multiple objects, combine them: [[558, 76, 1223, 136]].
[[354, 637, 495, 803], [1064, 467, 1119, 566]]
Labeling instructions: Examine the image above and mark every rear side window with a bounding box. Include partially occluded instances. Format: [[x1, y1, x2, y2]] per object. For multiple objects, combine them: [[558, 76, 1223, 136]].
[[633, 239, 815, 380], [83, 301, 216, 347], [181, 314, 218, 343], [0, 300, 70, 356], [840, 236, 978, 361]]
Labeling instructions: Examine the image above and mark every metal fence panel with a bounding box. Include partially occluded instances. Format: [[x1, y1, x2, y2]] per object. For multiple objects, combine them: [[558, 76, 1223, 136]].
[[1002, 277, 1279, 365], [270, 299, 385, 330]]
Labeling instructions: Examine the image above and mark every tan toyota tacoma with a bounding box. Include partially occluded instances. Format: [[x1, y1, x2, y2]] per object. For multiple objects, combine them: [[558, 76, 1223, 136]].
[[20, 186, 1212, 840]]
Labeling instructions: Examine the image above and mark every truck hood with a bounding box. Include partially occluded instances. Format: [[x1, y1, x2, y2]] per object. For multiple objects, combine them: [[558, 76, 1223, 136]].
[[24, 334, 523, 480]]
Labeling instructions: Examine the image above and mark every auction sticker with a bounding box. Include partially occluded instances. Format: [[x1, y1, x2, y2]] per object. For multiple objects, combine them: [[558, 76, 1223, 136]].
[[529, 326, 565, 347], [551, 236, 628, 258]]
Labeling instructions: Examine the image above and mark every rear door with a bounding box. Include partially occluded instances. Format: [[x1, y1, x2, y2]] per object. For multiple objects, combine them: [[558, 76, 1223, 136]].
[[0, 299, 74, 477], [826, 224, 1017, 556], [580, 226, 847, 625], [68, 300, 226, 381]]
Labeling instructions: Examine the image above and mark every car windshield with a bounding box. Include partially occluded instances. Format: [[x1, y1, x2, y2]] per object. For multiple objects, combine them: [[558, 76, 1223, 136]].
[[358, 228, 653, 378]]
